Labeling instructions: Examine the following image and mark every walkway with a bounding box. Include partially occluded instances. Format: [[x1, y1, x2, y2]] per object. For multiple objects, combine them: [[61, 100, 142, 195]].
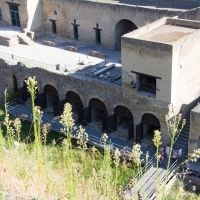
[[6, 99, 155, 159]]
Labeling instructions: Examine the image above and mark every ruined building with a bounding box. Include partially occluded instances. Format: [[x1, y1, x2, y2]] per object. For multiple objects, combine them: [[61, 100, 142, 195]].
[[1, 0, 200, 154]]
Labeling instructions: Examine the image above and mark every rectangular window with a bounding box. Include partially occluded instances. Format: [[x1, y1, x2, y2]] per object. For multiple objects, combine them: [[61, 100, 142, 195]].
[[138, 75, 156, 95], [9, 5, 20, 27]]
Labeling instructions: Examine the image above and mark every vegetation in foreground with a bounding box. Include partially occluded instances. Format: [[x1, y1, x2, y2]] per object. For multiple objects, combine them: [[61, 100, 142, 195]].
[[0, 77, 200, 199], [0, 79, 142, 199]]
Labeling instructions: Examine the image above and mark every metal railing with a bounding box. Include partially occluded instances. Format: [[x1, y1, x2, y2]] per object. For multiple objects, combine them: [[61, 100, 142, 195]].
[[5, 100, 147, 161], [146, 159, 178, 200], [123, 154, 156, 192], [5, 99, 64, 133], [0, 51, 77, 73]]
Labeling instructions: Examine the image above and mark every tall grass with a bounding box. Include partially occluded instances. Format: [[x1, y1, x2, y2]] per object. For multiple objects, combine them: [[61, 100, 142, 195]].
[[0, 77, 140, 199]]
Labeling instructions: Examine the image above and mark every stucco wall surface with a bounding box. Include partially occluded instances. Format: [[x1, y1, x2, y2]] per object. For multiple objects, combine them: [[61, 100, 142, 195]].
[[121, 36, 173, 103], [172, 29, 200, 115], [42, 0, 183, 48], [26, 0, 44, 34]]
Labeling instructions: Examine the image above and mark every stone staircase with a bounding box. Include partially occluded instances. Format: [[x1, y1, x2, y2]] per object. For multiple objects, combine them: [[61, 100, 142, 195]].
[[173, 117, 190, 156], [17, 33, 34, 46]]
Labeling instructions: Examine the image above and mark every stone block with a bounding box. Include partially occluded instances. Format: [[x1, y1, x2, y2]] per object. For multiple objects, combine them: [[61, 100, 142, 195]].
[[43, 40, 56, 47], [66, 46, 79, 52], [27, 31, 35, 40], [88, 51, 106, 59]]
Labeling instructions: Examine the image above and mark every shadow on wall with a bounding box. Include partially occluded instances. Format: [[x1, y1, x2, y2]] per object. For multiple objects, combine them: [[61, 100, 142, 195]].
[[179, 95, 200, 119]]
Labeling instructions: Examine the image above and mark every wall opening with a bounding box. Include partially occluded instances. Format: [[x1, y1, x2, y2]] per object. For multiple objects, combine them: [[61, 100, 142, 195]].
[[66, 91, 82, 123], [9, 5, 20, 27], [138, 75, 156, 97], [111, 106, 134, 141], [89, 98, 107, 131], [140, 113, 160, 147], [93, 24, 102, 45], [44, 84, 59, 113], [71, 20, 79, 40], [115, 19, 137, 49], [12, 75, 18, 92], [50, 20, 57, 34]]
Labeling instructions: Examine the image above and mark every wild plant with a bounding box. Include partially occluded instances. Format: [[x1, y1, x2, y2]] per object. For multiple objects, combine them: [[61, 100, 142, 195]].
[[152, 130, 162, 199]]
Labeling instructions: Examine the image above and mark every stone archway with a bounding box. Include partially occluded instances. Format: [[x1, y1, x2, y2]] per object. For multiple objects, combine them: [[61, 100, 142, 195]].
[[136, 113, 160, 145], [115, 19, 137, 49], [88, 98, 107, 132], [112, 105, 134, 141], [65, 91, 83, 123], [44, 84, 59, 115]]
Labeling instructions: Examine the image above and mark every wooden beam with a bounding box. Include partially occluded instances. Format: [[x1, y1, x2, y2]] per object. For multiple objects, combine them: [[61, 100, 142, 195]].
[[71, 23, 80, 26], [6, 2, 20, 6]]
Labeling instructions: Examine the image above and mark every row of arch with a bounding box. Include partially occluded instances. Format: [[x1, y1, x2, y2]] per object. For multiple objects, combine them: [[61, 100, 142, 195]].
[[13, 76, 160, 142]]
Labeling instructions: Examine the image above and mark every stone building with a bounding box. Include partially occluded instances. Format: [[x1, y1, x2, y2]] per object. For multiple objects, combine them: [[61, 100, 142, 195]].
[[1, 0, 200, 152]]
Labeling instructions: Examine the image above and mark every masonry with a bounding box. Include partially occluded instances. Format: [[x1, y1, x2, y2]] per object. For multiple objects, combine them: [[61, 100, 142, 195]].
[[1, 0, 200, 150]]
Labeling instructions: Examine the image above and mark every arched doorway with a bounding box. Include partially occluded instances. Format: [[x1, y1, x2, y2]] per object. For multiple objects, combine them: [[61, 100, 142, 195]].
[[88, 98, 107, 132], [111, 106, 134, 141], [44, 84, 59, 116], [65, 91, 83, 123], [115, 19, 137, 49], [136, 113, 160, 145]]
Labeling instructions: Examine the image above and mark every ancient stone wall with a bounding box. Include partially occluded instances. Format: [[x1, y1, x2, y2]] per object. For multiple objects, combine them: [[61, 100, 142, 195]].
[[0, 59, 170, 145], [189, 105, 200, 154], [42, 0, 183, 48]]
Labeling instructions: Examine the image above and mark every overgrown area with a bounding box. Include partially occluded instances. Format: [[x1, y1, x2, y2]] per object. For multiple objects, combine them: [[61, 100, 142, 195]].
[[1, 77, 200, 200], [0, 80, 142, 199]]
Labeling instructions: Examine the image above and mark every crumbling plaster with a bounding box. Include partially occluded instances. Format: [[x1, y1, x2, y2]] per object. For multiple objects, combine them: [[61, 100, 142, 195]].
[[42, 0, 183, 48]]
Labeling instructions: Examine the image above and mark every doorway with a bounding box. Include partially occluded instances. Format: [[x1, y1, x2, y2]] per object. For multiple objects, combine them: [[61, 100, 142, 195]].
[[136, 113, 160, 146], [115, 19, 137, 49], [9, 5, 20, 27], [51, 20, 57, 34]]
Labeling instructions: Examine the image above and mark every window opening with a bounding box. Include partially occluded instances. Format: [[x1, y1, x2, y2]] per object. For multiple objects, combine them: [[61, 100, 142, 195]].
[[9, 5, 20, 27], [138, 75, 156, 94]]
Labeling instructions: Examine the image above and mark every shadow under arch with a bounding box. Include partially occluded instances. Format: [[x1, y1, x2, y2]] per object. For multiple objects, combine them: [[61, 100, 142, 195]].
[[64, 91, 83, 123], [84, 98, 107, 132], [115, 19, 137, 49], [43, 84, 60, 116], [108, 105, 134, 141], [136, 113, 160, 144]]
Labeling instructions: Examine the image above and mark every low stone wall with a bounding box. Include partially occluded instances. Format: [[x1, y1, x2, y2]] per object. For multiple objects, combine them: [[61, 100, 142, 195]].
[[0, 36, 19, 46], [43, 40, 56, 47]]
